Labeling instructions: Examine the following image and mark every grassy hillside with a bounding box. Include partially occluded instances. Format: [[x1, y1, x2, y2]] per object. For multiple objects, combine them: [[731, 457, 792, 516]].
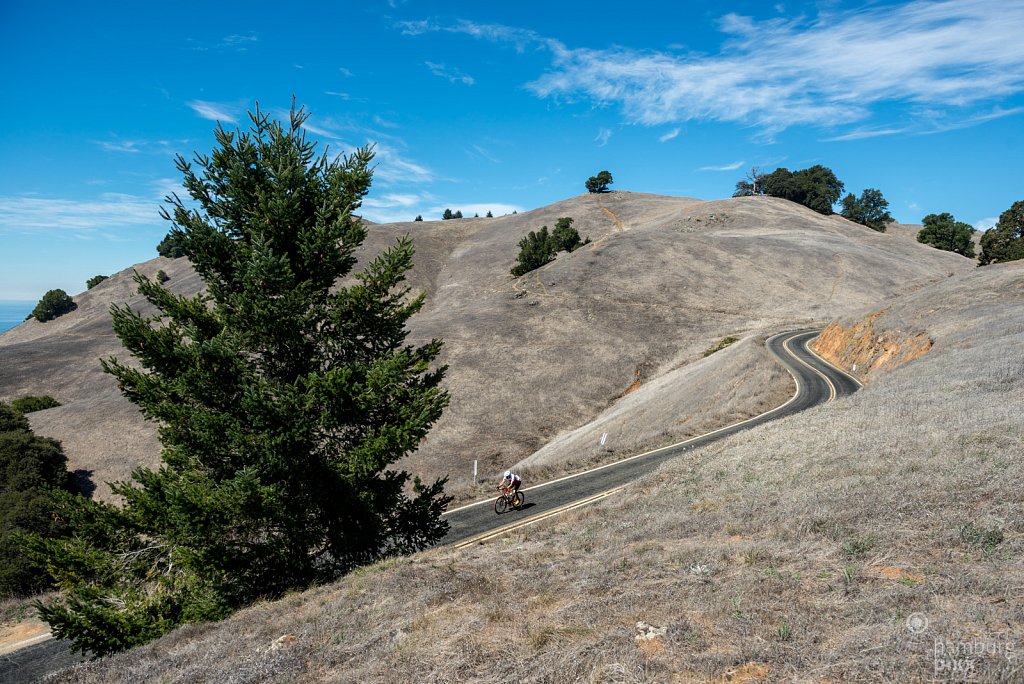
[[0, 193, 973, 502], [43, 261, 1023, 682]]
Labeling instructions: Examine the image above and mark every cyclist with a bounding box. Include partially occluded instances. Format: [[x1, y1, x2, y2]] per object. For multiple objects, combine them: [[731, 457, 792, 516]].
[[498, 469, 522, 498]]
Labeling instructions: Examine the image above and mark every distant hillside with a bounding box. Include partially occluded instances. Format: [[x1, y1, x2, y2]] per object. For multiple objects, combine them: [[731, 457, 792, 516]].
[[45, 240, 1024, 683], [0, 192, 973, 500]]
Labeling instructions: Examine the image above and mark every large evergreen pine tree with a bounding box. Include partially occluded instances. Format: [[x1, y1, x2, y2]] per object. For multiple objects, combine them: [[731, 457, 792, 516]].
[[27, 104, 451, 656]]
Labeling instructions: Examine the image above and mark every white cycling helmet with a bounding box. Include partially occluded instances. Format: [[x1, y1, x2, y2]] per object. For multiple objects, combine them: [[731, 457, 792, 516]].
[[504, 470, 511, 479]]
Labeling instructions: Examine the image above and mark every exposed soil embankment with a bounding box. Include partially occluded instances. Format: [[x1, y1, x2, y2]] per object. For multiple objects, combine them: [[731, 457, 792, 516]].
[[812, 310, 932, 382]]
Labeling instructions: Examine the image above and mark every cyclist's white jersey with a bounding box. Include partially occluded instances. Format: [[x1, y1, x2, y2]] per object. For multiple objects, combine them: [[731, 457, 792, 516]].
[[504, 472, 521, 484]]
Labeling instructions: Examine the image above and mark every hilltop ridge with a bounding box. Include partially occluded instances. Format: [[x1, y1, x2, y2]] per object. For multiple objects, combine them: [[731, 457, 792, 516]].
[[40, 237, 1024, 684], [0, 192, 972, 500]]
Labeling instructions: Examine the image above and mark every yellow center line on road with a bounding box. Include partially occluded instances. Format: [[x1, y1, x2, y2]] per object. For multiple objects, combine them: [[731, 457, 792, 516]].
[[452, 485, 628, 550], [783, 333, 837, 402]]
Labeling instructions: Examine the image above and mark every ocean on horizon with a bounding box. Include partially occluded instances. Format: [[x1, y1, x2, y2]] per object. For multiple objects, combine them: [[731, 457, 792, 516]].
[[0, 301, 34, 333]]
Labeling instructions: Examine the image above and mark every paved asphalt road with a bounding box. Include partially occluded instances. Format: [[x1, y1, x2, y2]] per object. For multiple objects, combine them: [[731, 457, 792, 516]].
[[441, 329, 860, 546], [1, 329, 858, 683]]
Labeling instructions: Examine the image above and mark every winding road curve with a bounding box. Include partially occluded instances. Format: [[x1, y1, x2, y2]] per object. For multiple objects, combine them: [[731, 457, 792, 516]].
[[1, 329, 858, 683], [441, 329, 860, 547]]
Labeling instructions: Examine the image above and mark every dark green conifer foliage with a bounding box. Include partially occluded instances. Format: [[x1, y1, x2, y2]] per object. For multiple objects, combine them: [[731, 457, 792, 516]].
[[978, 200, 1024, 265], [510, 217, 588, 277], [917, 212, 976, 258], [840, 188, 893, 232], [550, 217, 584, 252], [26, 104, 451, 656], [761, 165, 844, 215], [511, 226, 556, 276], [29, 289, 76, 322], [0, 403, 72, 598], [585, 170, 613, 193]]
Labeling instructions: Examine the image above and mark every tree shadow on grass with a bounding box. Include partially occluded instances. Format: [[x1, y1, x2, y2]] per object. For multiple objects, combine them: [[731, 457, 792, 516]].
[[70, 469, 95, 498]]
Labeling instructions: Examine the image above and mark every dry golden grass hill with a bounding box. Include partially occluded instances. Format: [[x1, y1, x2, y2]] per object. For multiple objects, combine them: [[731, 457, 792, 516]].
[[0, 192, 972, 501], [41, 240, 1024, 683]]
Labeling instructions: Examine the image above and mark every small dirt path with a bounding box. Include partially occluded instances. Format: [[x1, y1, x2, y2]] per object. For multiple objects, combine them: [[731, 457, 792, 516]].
[[0, 619, 50, 656]]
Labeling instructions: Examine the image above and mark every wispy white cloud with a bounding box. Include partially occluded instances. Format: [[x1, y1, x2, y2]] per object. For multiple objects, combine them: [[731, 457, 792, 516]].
[[0, 193, 163, 234], [399, 19, 546, 53], [974, 217, 998, 231], [658, 128, 680, 142], [595, 128, 612, 146], [373, 115, 400, 129], [221, 33, 258, 48], [699, 160, 745, 172], [425, 61, 475, 85], [186, 32, 258, 52], [428, 3, 1024, 137], [95, 139, 142, 153], [469, 144, 500, 163], [373, 144, 438, 185], [187, 100, 241, 123], [93, 138, 184, 156], [821, 127, 907, 142]]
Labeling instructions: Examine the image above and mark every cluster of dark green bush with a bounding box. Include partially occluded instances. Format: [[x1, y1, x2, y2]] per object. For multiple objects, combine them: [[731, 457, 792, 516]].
[[840, 188, 893, 232], [442, 208, 463, 220], [511, 217, 589, 276], [734, 165, 1022, 264], [978, 200, 1024, 265], [0, 400, 74, 598], [916, 201, 1023, 264], [703, 336, 740, 357], [734, 165, 893, 230], [27, 289, 76, 322], [586, 170, 613, 193], [86, 275, 108, 289], [11, 395, 61, 414], [917, 212, 976, 258], [157, 229, 187, 258], [734, 165, 846, 216]]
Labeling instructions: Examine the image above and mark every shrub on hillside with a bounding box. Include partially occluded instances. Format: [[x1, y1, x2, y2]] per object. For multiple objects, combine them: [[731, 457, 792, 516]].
[[512, 226, 556, 276], [511, 217, 588, 277], [840, 188, 893, 232], [550, 217, 586, 252], [733, 167, 766, 197], [156, 230, 187, 258], [978, 200, 1024, 265], [10, 396, 61, 414], [585, 170, 613, 193], [759, 165, 844, 215], [29, 289, 76, 322], [917, 213, 976, 258], [0, 403, 73, 598], [86, 275, 108, 289], [157, 269, 170, 283], [703, 336, 740, 357]]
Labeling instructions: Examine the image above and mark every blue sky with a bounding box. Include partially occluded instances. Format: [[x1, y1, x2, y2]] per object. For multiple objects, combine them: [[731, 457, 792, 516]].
[[2, 0, 1023, 300]]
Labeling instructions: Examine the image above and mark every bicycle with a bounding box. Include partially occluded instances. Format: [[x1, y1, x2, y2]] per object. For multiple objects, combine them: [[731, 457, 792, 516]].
[[494, 486, 525, 514]]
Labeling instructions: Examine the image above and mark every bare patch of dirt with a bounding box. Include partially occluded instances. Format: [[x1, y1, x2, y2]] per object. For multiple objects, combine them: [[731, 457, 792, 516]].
[[812, 310, 933, 382], [0, 619, 49, 655]]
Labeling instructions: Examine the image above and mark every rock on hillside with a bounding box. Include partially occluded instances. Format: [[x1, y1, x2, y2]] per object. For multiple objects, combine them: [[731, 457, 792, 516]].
[[0, 192, 974, 499]]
